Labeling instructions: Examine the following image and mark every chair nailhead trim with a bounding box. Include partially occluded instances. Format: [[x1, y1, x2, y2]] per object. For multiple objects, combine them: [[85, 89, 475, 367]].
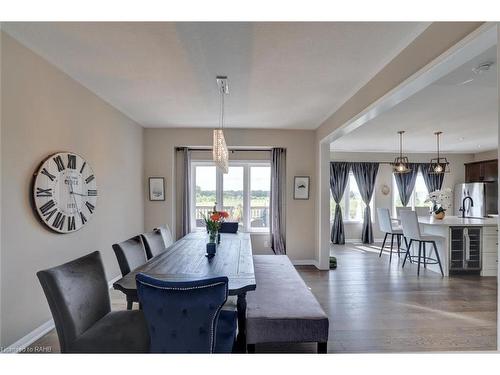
[[137, 279, 228, 353]]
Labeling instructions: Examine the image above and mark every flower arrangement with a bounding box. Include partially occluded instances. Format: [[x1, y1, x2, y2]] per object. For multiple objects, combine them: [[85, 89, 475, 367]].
[[203, 204, 229, 243], [424, 188, 452, 218]]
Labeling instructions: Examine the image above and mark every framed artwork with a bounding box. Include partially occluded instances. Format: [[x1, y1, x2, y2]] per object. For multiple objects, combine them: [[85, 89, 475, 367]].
[[294, 176, 310, 200], [149, 177, 165, 201]]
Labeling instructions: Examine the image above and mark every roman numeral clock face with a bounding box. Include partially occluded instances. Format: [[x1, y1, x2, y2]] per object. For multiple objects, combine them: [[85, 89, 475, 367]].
[[33, 152, 98, 233]]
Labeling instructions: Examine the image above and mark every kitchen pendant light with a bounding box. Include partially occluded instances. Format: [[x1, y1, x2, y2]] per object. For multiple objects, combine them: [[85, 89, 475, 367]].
[[429, 131, 450, 174], [213, 76, 229, 174], [392, 131, 412, 174]]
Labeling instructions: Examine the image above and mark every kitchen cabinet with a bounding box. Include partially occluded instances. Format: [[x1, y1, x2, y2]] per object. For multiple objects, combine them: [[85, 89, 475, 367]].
[[465, 159, 498, 183], [481, 226, 498, 277]]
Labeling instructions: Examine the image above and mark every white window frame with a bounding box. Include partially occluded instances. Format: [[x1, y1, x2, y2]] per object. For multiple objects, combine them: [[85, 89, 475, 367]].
[[190, 160, 271, 233], [331, 171, 375, 224], [391, 171, 430, 217]]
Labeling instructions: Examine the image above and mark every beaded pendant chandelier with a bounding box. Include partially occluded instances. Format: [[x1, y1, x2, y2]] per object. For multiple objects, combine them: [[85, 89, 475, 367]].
[[392, 130, 412, 174], [429, 131, 450, 174], [213, 76, 229, 174]]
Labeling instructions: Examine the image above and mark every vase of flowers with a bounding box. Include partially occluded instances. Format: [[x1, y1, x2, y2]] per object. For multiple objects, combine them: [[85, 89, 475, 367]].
[[203, 205, 229, 256], [425, 188, 452, 220]]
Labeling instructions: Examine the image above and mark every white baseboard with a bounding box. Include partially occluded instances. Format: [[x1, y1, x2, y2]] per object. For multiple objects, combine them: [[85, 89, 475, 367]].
[[291, 259, 319, 267], [344, 238, 385, 243], [2, 275, 123, 354], [1, 319, 55, 354]]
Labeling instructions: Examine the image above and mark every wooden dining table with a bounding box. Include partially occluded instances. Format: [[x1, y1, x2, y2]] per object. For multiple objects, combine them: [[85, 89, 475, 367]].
[[113, 231, 256, 351]]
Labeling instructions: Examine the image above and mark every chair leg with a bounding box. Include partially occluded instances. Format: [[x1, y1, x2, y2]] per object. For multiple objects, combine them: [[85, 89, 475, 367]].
[[247, 344, 256, 353], [389, 234, 394, 262], [403, 237, 412, 263], [417, 241, 422, 276], [402, 239, 412, 268], [379, 233, 388, 257], [126, 297, 133, 310], [423, 242, 427, 268], [432, 241, 444, 277], [396, 234, 401, 257], [318, 342, 328, 354]]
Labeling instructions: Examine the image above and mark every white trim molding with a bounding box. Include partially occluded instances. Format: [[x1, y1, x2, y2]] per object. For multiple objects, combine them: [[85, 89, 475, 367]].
[[291, 259, 319, 268], [1, 319, 55, 354]]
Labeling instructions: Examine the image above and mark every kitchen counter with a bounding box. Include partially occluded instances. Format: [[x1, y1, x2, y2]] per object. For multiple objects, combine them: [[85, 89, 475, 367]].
[[411, 216, 498, 277], [416, 215, 498, 227]]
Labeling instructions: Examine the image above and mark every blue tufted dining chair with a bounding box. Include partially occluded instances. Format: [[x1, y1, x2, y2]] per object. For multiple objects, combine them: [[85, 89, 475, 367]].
[[136, 273, 237, 353]]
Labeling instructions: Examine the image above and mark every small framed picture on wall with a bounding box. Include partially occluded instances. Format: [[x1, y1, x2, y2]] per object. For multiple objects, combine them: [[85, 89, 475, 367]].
[[294, 176, 310, 200], [149, 177, 165, 201]]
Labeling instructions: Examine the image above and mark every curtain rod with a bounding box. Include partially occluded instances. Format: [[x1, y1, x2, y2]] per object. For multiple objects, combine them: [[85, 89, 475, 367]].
[[176, 147, 272, 152], [332, 161, 427, 165]]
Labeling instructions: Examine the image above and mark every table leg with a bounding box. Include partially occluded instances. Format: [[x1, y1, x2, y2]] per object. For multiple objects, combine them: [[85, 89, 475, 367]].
[[236, 292, 247, 352]]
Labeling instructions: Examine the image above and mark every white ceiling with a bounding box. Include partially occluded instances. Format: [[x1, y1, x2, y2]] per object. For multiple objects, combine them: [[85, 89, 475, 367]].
[[3, 22, 429, 129], [331, 46, 498, 154]]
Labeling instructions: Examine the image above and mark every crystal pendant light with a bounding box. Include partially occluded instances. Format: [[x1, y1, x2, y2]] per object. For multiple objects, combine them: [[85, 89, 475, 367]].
[[213, 76, 229, 174], [392, 131, 412, 174], [429, 131, 450, 174]]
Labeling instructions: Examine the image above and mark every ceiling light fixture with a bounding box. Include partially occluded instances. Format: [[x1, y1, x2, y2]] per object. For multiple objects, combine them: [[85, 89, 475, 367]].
[[213, 76, 229, 174], [472, 61, 494, 75], [392, 131, 412, 174], [429, 131, 450, 175]]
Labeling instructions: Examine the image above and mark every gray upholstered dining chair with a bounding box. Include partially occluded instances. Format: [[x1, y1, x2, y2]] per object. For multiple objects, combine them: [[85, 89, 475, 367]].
[[37, 251, 149, 353], [377, 208, 407, 262], [141, 230, 167, 259], [112, 235, 148, 309], [400, 210, 444, 276], [154, 224, 174, 248]]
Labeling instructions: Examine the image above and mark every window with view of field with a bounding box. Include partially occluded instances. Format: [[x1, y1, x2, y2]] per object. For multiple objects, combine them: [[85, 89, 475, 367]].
[[191, 161, 271, 232], [330, 172, 373, 222]]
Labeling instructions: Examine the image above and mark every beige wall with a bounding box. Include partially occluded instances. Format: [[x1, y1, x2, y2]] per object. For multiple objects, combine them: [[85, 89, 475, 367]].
[[143, 128, 316, 261], [0, 33, 144, 347], [473, 149, 498, 162], [331, 151, 474, 241]]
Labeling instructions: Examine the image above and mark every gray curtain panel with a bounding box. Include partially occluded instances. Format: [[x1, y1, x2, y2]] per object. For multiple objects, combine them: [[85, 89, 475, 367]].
[[181, 148, 192, 237], [330, 162, 350, 244], [270, 148, 286, 255], [351, 162, 379, 244], [419, 163, 444, 193], [393, 162, 420, 206]]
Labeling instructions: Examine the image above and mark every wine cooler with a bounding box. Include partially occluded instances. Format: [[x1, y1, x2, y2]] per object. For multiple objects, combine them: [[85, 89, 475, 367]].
[[449, 226, 482, 271]]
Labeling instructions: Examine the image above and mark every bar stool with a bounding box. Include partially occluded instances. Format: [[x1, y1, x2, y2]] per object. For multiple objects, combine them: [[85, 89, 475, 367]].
[[377, 208, 407, 262], [400, 210, 444, 276]]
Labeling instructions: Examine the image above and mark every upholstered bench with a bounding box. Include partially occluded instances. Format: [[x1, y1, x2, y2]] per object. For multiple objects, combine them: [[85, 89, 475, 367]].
[[246, 255, 329, 353]]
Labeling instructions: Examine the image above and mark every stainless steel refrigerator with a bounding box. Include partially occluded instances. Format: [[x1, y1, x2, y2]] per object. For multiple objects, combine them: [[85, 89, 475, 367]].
[[454, 182, 498, 218]]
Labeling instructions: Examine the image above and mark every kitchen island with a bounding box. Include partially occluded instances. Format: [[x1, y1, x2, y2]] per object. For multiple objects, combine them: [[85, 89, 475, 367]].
[[411, 215, 498, 277]]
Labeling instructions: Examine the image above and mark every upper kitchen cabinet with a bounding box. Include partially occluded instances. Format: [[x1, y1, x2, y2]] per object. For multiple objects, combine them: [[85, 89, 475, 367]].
[[465, 159, 498, 183]]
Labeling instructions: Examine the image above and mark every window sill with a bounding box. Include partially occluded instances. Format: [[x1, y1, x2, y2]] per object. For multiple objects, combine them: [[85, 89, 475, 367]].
[[330, 220, 362, 224]]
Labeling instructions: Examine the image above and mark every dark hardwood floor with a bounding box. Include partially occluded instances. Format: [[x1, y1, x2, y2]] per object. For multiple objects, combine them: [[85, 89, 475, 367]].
[[27, 242, 497, 353]]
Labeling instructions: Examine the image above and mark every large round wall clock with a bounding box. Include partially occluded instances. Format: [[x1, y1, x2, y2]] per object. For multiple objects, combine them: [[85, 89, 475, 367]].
[[32, 152, 98, 233]]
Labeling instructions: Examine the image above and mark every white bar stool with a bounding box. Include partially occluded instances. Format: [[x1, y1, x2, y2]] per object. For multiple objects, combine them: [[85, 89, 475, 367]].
[[399, 210, 444, 276], [377, 208, 408, 262]]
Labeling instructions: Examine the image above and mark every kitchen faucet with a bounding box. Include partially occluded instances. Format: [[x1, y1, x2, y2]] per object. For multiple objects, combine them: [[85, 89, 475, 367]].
[[459, 196, 474, 218]]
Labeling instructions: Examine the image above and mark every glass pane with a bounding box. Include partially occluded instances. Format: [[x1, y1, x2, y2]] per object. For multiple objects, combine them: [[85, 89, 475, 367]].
[[194, 166, 217, 228], [223, 166, 244, 227], [348, 173, 364, 221], [330, 190, 347, 221], [392, 174, 410, 216], [250, 166, 270, 228], [414, 172, 431, 208]]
